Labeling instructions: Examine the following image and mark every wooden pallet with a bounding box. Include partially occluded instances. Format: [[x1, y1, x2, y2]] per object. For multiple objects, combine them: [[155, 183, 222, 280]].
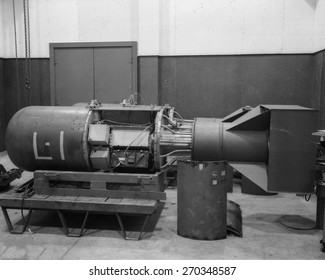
[[34, 170, 167, 201]]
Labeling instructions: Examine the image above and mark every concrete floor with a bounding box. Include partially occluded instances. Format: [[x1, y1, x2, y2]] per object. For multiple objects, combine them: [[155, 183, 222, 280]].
[[0, 188, 324, 260], [0, 152, 324, 260]]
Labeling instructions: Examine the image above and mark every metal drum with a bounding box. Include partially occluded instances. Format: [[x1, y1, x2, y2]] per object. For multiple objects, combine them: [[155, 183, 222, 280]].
[[6, 106, 92, 171], [177, 160, 227, 240]]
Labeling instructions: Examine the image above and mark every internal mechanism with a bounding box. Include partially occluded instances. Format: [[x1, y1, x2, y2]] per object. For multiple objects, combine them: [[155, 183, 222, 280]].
[[88, 102, 194, 172]]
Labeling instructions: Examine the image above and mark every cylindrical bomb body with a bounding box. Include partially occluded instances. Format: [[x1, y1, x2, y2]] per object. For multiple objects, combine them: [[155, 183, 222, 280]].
[[192, 118, 268, 162], [6, 105, 269, 172], [6, 106, 92, 171]]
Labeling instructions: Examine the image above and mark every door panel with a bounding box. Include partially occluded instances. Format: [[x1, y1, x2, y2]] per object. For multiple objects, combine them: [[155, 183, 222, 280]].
[[94, 47, 133, 103], [51, 42, 137, 106], [54, 48, 94, 105]]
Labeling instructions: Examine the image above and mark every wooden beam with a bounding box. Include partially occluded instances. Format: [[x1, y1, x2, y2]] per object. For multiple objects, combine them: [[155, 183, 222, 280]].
[[34, 187, 166, 200]]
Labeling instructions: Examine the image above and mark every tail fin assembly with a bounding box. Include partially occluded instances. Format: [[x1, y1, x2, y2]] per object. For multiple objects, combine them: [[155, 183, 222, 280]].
[[224, 105, 318, 193]]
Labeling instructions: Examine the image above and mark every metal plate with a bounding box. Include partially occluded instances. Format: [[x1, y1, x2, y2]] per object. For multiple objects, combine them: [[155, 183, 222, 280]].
[[229, 162, 268, 191], [90, 149, 110, 170], [227, 200, 242, 237], [226, 106, 271, 131], [279, 215, 316, 230], [111, 128, 150, 147], [88, 124, 110, 145], [268, 109, 318, 193]]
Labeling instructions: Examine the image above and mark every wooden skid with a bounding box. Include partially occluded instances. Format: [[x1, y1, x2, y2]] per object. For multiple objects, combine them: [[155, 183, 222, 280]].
[[33, 170, 166, 200], [0, 190, 158, 215], [34, 187, 166, 201]]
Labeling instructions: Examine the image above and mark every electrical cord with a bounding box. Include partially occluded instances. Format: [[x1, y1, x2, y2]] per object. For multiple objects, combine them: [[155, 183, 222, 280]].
[[111, 152, 124, 166], [173, 111, 184, 122], [162, 114, 177, 127], [162, 112, 190, 125], [161, 125, 192, 135], [123, 123, 155, 157], [134, 154, 145, 166], [160, 158, 178, 170], [19, 180, 34, 233], [101, 119, 151, 126], [159, 149, 191, 158], [304, 194, 311, 201], [106, 162, 122, 171]]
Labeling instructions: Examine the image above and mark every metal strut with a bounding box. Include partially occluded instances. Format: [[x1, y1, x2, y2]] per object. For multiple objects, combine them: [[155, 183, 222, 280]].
[[1, 207, 33, 234], [57, 210, 89, 237], [115, 213, 150, 241]]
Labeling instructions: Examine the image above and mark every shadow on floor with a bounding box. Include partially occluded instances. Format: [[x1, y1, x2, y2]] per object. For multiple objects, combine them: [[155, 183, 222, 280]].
[[244, 213, 319, 235]]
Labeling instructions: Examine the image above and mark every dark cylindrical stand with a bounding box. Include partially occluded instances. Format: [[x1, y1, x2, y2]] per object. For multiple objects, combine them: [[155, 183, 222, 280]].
[[177, 160, 227, 240]]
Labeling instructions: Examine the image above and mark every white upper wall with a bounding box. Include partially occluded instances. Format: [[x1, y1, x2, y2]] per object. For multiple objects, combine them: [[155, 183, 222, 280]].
[[315, 0, 325, 50], [1, 0, 325, 58], [0, 0, 5, 57]]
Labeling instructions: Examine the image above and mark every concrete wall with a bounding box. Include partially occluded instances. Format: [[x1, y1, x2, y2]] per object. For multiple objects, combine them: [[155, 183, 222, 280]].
[[0, 0, 4, 149], [1, 52, 325, 151], [159, 54, 321, 119], [3, 59, 51, 121], [1, 0, 325, 57], [1, 52, 324, 152], [317, 51, 325, 128]]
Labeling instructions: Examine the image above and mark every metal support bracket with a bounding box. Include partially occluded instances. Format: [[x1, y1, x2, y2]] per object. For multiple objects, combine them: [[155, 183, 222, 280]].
[[1, 207, 33, 234], [321, 202, 325, 253], [115, 213, 149, 241], [57, 210, 89, 237], [320, 240, 325, 253]]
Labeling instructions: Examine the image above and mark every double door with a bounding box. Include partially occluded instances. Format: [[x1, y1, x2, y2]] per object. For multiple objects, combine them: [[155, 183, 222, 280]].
[[50, 42, 137, 105]]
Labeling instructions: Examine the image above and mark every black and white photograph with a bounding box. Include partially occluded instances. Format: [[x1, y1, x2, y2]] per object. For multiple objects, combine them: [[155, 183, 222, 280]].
[[0, 0, 324, 278]]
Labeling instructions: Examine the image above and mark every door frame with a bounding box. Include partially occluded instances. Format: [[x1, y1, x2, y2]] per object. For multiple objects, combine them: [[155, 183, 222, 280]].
[[49, 41, 138, 105]]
